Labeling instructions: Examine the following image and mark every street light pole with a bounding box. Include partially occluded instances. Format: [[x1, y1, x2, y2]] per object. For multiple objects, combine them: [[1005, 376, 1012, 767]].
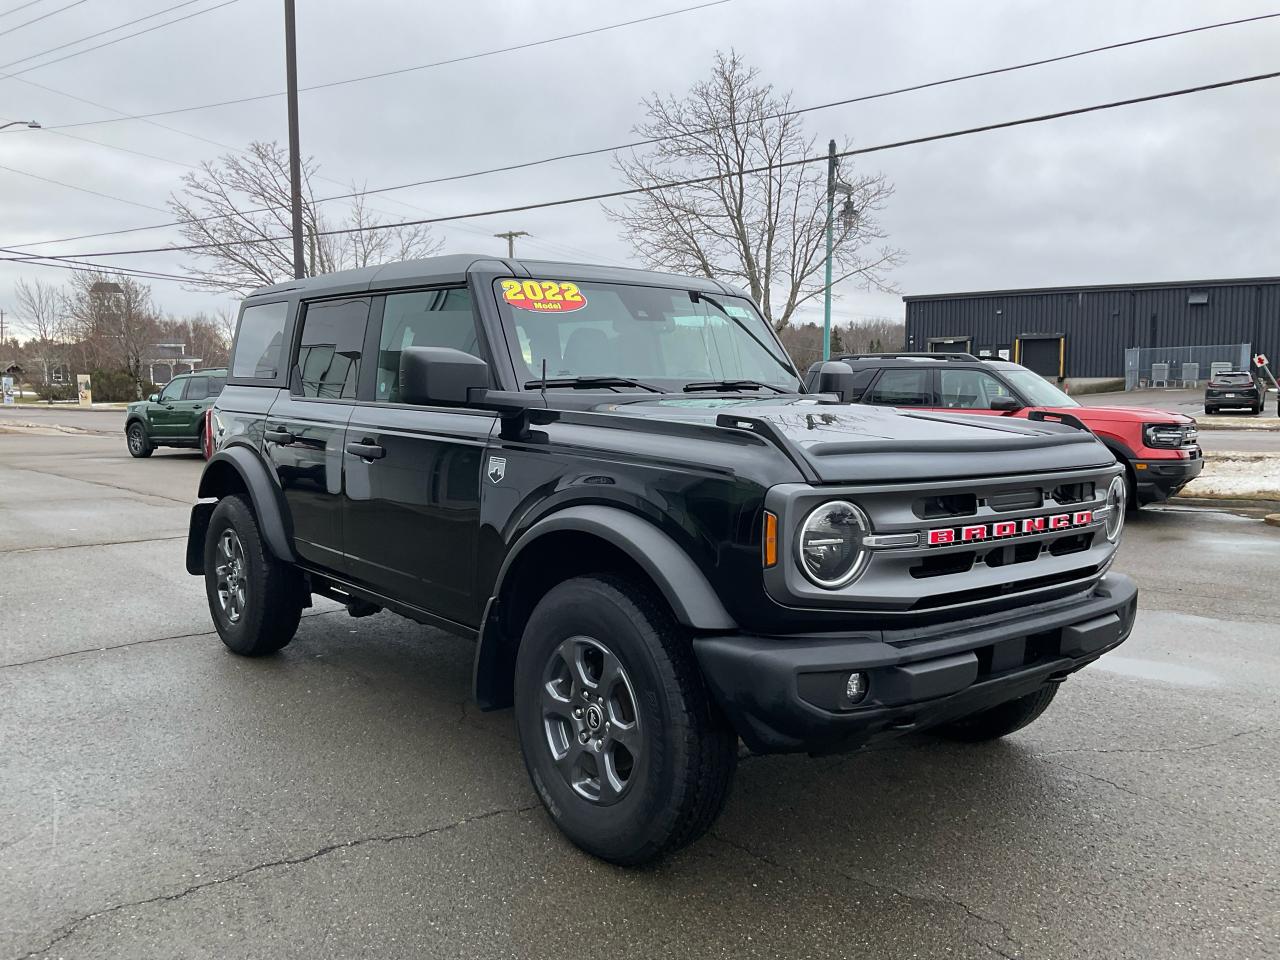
[[283, 0, 306, 280], [822, 139, 836, 361]]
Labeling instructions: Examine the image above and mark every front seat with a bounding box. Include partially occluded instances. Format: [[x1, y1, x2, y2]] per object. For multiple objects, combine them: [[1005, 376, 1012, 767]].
[[561, 328, 613, 375]]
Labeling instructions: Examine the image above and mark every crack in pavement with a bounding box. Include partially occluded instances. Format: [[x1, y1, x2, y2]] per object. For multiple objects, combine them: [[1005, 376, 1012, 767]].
[[4, 534, 186, 556], [1039, 725, 1265, 758], [4, 464, 194, 506], [711, 832, 1028, 959], [0, 610, 345, 670], [16, 803, 540, 960]]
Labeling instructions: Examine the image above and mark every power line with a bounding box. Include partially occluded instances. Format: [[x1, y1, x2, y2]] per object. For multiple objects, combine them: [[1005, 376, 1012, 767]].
[[6, 67, 1275, 264], [28, 0, 736, 130], [0, 162, 168, 211], [0, 245, 225, 286], [5, 9, 1276, 253], [0, 0, 90, 39], [0, 1, 51, 20], [0, 0, 213, 73], [0, 0, 239, 79]]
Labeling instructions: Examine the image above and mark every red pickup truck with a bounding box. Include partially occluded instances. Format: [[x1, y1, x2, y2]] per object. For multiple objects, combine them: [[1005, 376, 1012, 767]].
[[810, 353, 1202, 508]]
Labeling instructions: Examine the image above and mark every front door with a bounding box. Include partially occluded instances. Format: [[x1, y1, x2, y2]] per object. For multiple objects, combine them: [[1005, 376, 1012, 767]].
[[932, 366, 1019, 416], [148, 377, 189, 437], [264, 296, 370, 574], [342, 287, 494, 627]]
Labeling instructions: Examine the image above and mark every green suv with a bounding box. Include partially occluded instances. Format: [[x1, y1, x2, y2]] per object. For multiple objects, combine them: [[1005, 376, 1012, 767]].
[[125, 368, 226, 458]]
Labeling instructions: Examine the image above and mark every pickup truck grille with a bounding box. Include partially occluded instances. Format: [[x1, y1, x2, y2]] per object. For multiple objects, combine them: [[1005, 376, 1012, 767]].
[[764, 464, 1122, 616]]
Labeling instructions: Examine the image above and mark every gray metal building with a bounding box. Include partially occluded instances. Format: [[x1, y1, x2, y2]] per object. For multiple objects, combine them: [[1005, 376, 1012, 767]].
[[903, 277, 1280, 382]]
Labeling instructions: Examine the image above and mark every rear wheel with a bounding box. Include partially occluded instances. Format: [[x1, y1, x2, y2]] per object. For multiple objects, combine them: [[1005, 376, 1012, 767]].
[[203, 495, 304, 656], [514, 575, 737, 865], [934, 683, 1059, 742], [126, 421, 153, 458]]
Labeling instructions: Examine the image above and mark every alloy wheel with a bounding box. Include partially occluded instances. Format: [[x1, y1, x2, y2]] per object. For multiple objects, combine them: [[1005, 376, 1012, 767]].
[[540, 635, 642, 805], [128, 425, 143, 454], [214, 529, 248, 624]]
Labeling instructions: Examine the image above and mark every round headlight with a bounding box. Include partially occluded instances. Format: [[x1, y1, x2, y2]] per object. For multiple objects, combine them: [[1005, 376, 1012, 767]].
[[797, 500, 870, 588], [1104, 475, 1126, 542]]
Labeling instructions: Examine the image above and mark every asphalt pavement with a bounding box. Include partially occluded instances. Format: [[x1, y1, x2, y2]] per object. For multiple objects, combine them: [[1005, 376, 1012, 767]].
[[1, 431, 1278, 960]]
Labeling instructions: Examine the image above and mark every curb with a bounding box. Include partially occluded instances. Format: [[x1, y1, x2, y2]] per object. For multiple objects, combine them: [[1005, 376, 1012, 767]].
[[1266, 514, 1280, 528], [1172, 495, 1280, 511]]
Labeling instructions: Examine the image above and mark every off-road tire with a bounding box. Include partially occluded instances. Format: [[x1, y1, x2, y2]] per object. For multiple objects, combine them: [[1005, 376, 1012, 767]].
[[126, 421, 153, 458], [1123, 465, 1140, 513], [514, 574, 737, 865], [204, 495, 303, 656], [934, 683, 1059, 742]]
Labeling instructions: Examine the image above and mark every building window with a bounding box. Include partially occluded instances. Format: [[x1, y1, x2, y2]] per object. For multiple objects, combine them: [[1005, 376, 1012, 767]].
[[1188, 291, 1209, 305]]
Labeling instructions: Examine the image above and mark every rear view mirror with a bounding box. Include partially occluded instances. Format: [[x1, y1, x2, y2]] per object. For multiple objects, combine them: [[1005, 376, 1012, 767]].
[[804, 360, 857, 403], [399, 346, 489, 406], [991, 395, 1023, 412]]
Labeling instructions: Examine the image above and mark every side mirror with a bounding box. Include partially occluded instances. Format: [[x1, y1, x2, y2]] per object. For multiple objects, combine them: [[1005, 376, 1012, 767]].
[[804, 360, 857, 403], [991, 395, 1023, 412], [148, 394, 159, 403], [399, 346, 489, 406]]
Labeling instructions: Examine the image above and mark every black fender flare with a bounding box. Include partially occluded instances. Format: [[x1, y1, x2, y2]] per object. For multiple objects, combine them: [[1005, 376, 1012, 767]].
[[472, 505, 737, 709], [187, 445, 296, 574], [497, 504, 735, 629]]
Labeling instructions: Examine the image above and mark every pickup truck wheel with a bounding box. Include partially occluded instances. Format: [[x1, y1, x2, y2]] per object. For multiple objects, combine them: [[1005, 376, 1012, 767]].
[[514, 575, 737, 865], [204, 495, 303, 656], [126, 422, 153, 458], [934, 683, 1059, 742]]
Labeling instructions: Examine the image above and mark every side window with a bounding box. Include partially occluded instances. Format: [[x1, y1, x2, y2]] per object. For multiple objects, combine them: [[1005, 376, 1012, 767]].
[[230, 301, 289, 379], [159, 379, 185, 402], [294, 297, 371, 400], [207, 376, 226, 396], [374, 288, 479, 403], [939, 369, 1013, 409], [184, 377, 210, 401], [865, 368, 932, 406]]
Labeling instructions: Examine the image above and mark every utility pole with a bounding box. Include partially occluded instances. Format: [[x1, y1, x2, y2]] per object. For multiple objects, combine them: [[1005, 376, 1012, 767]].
[[495, 230, 529, 259], [284, 0, 306, 280], [822, 140, 836, 362]]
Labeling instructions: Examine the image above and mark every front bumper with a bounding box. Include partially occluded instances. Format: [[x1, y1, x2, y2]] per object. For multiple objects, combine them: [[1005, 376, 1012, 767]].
[[692, 573, 1138, 754], [1133, 454, 1203, 503]]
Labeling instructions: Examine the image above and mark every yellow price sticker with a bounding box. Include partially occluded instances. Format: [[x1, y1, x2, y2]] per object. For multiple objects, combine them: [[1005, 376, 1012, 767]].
[[500, 279, 588, 313]]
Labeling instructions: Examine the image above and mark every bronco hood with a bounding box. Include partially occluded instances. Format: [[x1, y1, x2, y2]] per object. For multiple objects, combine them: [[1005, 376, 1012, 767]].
[[598, 397, 1115, 483]]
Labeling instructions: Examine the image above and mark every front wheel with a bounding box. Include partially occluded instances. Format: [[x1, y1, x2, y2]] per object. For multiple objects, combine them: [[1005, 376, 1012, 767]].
[[203, 495, 304, 656], [514, 575, 737, 865], [934, 683, 1059, 742], [126, 421, 153, 458]]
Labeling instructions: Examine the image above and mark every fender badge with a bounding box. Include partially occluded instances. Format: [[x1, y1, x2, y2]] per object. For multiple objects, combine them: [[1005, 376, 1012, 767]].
[[487, 457, 507, 484]]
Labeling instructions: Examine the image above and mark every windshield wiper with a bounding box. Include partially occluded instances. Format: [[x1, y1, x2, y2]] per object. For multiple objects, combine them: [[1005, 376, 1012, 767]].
[[683, 379, 787, 394], [689, 291, 802, 383], [523, 375, 664, 393]]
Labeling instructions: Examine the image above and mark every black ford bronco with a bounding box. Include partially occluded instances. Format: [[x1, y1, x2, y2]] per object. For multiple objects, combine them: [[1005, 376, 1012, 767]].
[[187, 255, 1137, 864]]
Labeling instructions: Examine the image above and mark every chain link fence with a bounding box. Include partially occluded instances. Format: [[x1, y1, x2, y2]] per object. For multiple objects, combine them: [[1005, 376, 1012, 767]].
[[1124, 343, 1251, 390]]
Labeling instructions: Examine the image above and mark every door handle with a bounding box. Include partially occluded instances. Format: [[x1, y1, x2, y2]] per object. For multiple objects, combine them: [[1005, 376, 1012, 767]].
[[264, 427, 295, 445], [345, 440, 385, 461]]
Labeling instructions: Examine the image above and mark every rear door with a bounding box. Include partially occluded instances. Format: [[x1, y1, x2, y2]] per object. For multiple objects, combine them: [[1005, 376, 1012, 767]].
[[264, 296, 369, 574], [343, 286, 496, 627], [174, 375, 213, 438], [860, 366, 937, 408]]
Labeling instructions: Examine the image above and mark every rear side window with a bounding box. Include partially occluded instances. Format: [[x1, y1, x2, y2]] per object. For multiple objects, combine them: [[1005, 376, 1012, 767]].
[[185, 377, 211, 401], [231, 302, 289, 379], [207, 376, 226, 395], [373, 288, 478, 403], [294, 297, 370, 400], [866, 368, 932, 406]]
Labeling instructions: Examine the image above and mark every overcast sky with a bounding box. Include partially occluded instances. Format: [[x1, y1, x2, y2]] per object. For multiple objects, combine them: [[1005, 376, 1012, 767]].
[[1, 0, 1278, 335]]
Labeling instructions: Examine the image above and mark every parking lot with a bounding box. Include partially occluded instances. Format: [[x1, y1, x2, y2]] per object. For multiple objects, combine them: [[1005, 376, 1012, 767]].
[[2, 426, 1278, 960]]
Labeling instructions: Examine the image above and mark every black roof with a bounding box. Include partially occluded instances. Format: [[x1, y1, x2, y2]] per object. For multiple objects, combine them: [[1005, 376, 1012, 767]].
[[903, 275, 1280, 303], [246, 253, 749, 300]]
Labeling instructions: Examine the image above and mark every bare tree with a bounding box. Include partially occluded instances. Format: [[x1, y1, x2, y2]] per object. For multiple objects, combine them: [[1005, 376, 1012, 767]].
[[169, 141, 443, 294], [13, 278, 65, 384], [61, 272, 158, 396], [608, 52, 903, 330]]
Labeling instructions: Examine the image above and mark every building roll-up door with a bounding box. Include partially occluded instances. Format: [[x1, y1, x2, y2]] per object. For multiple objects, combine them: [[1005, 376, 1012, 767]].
[[1016, 335, 1065, 378]]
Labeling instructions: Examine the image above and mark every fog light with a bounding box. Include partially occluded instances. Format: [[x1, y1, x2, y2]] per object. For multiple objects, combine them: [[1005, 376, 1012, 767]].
[[845, 672, 869, 704]]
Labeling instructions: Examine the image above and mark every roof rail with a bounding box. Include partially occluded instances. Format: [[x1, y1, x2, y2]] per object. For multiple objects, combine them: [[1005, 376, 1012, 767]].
[[838, 352, 981, 362]]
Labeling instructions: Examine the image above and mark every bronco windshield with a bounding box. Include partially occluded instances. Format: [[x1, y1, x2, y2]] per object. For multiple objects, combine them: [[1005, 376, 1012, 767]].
[[1003, 367, 1079, 407], [492, 278, 802, 392]]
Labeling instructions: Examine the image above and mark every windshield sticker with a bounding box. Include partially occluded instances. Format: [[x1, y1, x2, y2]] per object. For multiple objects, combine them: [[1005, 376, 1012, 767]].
[[500, 279, 587, 313]]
